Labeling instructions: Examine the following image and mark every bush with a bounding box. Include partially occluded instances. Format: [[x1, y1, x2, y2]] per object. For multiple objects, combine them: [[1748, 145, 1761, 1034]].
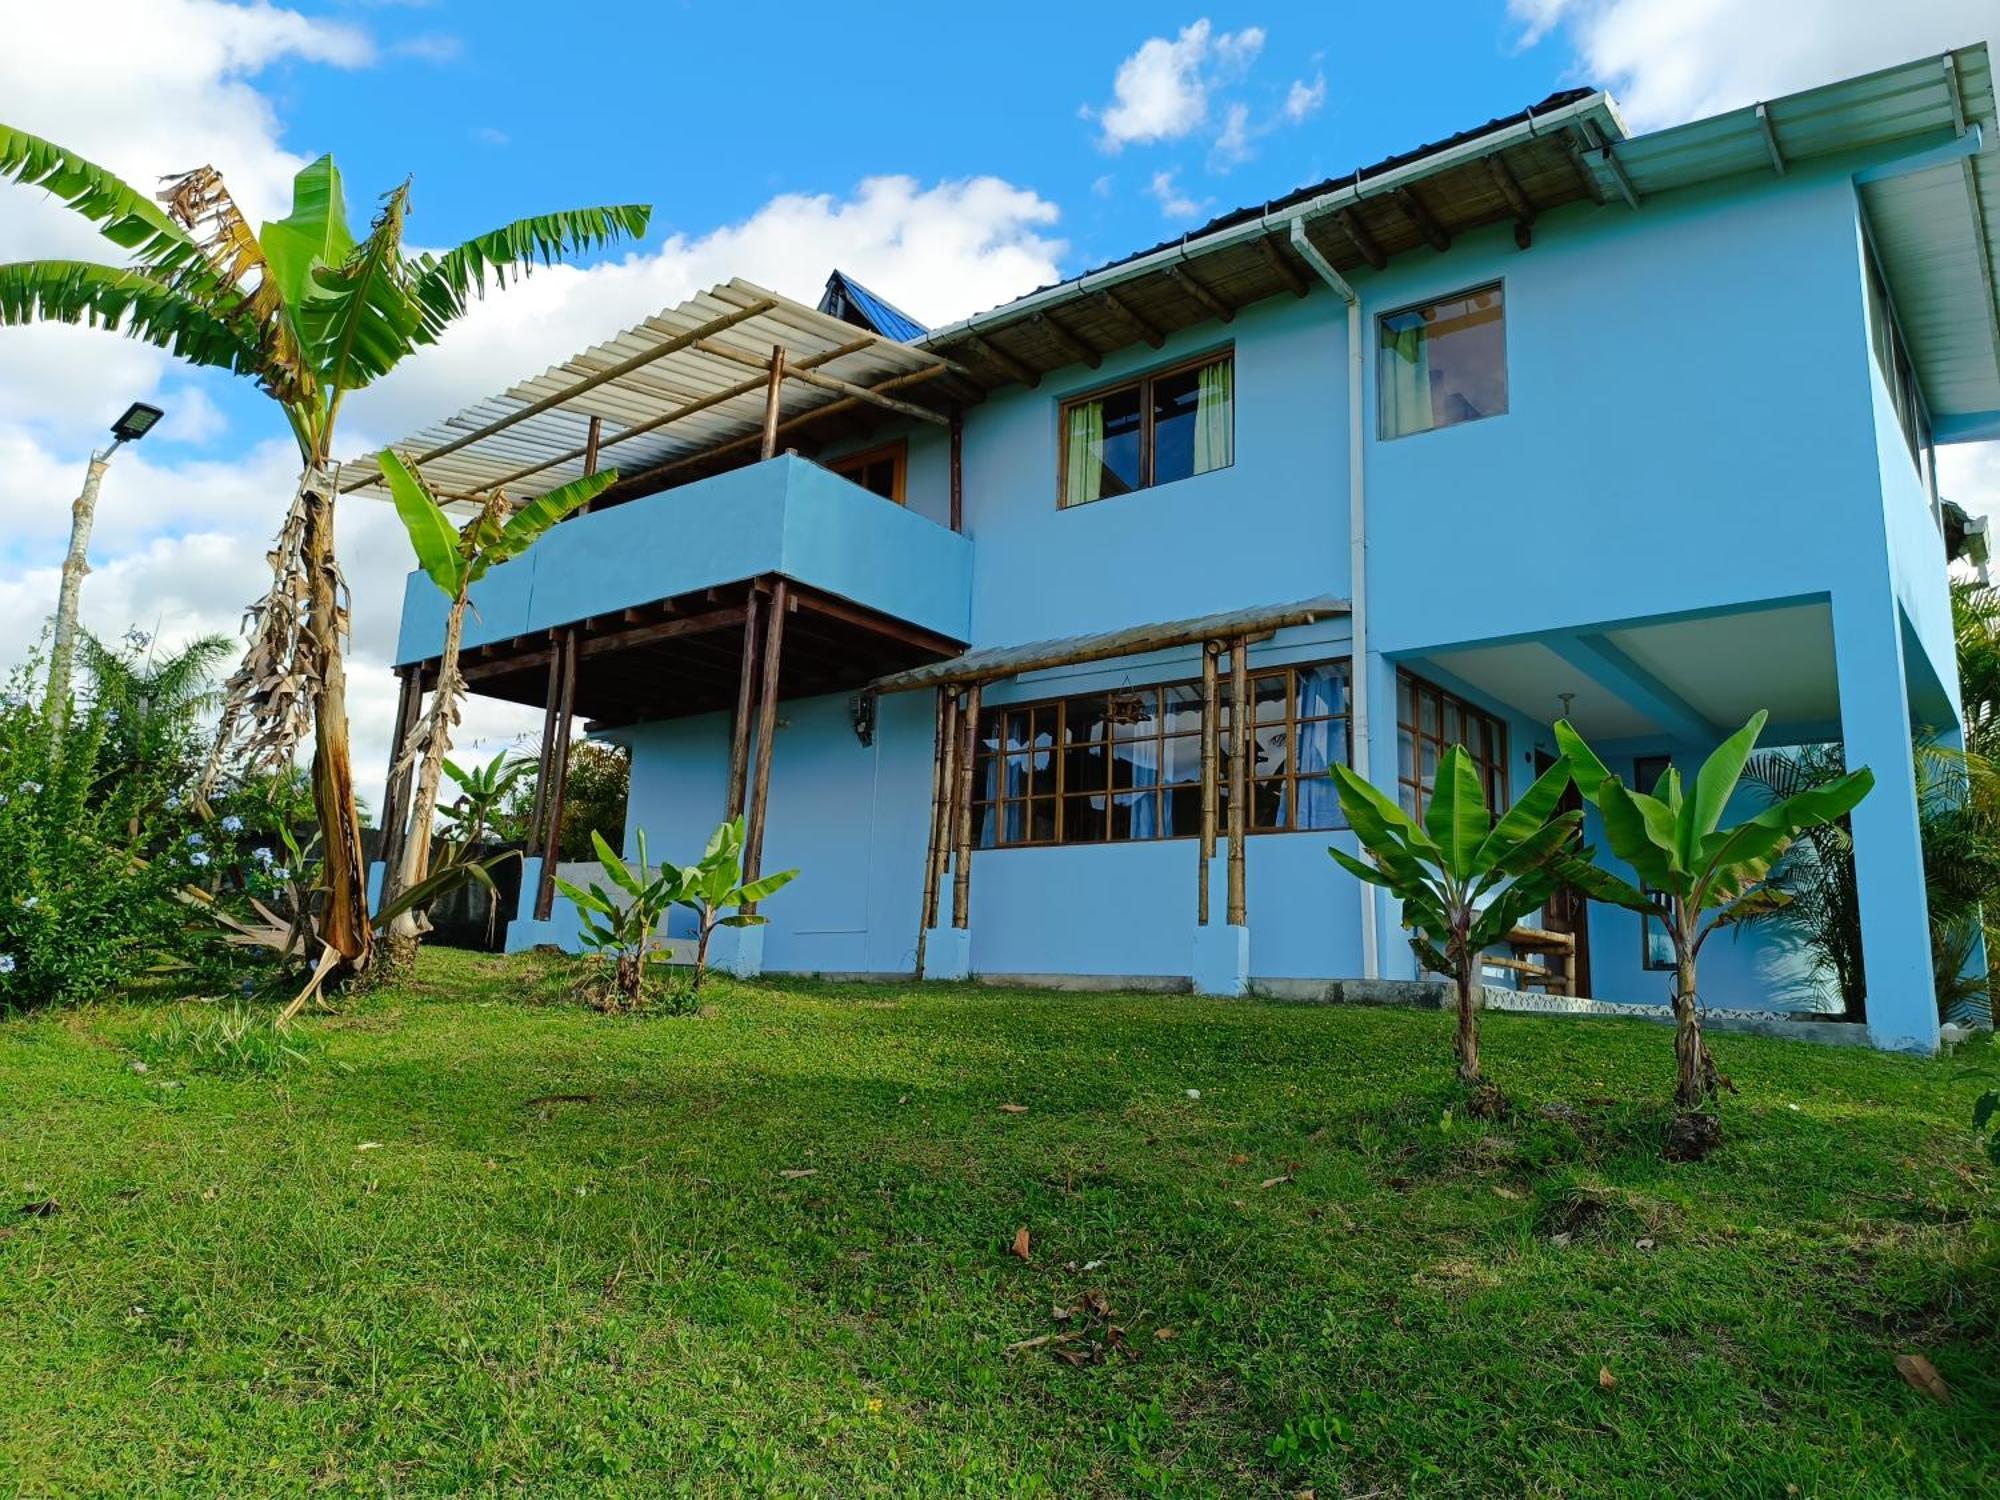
[[0, 663, 213, 1011]]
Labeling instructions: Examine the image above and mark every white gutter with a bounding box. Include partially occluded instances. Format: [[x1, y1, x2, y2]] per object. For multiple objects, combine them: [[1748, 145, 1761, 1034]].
[[1286, 217, 1379, 982], [918, 93, 1622, 352]]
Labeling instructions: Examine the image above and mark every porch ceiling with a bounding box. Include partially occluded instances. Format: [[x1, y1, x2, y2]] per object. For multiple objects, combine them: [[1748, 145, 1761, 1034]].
[[1426, 602, 1840, 744]]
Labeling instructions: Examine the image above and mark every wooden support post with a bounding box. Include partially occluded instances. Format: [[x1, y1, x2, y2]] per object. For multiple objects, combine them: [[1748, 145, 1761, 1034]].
[[742, 578, 789, 904], [578, 414, 603, 513], [948, 407, 964, 533], [376, 666, 423, 893], [951, 683, 981, 929], [1198, 643, 1219, 926], [725, 582, 763, 822], [759, 344, 786, 460], [533, 629, 578, 921], [916, 686, 956, 973], [1227, 638, 1248, 927]]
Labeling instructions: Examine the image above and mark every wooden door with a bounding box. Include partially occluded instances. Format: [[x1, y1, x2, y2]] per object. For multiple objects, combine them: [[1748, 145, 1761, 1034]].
[[1535, 750, 1592, 996]]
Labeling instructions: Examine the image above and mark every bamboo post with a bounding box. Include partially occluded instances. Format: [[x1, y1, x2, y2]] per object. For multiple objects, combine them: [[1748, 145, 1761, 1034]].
[[759, 344, 787, 460], [376, 666, 424, 898], [915, 687, 956, 974], [1198, 642, 1219, 926], [1227, 638, 1248, 927], [951, 683, 981, 929], [578, 414, 603, 513], [743, 579, 789, 907], [725, 582, 763, 821], [533, 628, 579, 921]]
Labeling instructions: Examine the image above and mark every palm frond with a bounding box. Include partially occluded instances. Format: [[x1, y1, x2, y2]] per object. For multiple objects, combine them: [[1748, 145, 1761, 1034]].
[[409, 204, 651, 328], [0, 259, 264, 377], [0, 123, 194, 267]]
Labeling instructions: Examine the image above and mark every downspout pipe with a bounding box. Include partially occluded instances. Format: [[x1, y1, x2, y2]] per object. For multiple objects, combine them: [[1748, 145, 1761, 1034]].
[[1286, 217, 1379, 981]]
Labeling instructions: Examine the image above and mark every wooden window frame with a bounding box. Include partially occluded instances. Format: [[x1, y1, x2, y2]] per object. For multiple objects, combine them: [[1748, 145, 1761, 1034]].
[[1057, 346, 1234, 508], [1395, 671, 1509, 821], [827, 438, 908, 504], [1376, 281, 1508, 441], [973, 658, 1351, 850], [1632, 754, 1678, 971]]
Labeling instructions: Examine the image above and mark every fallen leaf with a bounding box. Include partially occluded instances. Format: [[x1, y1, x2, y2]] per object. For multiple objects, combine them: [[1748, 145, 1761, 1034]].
[[1081, 1289, 1112, 1319], [1005, 1329, 1082, 1355], [1491, 1185, 1523, 1200], [897, 1095, 909, 1105], [1228, 1153, 1250, 1167], [998, 1103, 1029, 1114], [1010, 1225, 1031, 1261], [1051, 1303, 1073, 1321], [1635, 1236, 1656, 1252], [1155, 1327, 1177, 1341], [17, 1199, 59, 1218], [1260, 1175, 1292, 1190], [780, 1169, 818, 1180], [1894, 1352, 1952, 1405], [1548, 1232, 1573, 1249], [1599, 1365, 1617, 1391], [356, 1142, 382, 1152], [127, 1060, 148, 1075]]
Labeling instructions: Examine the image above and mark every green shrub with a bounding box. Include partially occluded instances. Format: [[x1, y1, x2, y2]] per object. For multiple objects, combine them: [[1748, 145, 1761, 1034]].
[[136, 1002, 320, 1076]]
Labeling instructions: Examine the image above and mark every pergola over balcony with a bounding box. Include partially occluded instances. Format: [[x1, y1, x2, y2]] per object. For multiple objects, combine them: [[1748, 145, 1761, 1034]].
[[358, 280, 979, 932]]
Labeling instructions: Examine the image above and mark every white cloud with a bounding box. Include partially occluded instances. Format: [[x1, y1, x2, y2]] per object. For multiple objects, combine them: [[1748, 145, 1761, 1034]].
[[1092, 19, 1266, 151], [1147, 169, 1206, 222], [1510, 0, 1997, 130], [1213, 103, 1254, 168], [1284, 72, 1327, 124]]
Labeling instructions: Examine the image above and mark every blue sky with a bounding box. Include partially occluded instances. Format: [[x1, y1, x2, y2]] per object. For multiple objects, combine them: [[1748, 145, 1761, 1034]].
[[2, 0, 1995, 806]]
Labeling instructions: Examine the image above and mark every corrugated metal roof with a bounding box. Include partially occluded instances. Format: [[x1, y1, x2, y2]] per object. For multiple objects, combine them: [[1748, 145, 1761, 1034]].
[[819, 269, 929, 341], [869, 596, 1350, 692], [340, 279, 953, 504]]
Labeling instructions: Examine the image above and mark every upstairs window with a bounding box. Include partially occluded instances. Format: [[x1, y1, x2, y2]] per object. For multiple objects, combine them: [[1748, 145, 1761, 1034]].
[[1396, 672, 1508, 819], [828, 439, 906, 503], [1060, 351, 1233, 507], [1864, 252, 1931, 473], [1378, 284, 1507, 439]]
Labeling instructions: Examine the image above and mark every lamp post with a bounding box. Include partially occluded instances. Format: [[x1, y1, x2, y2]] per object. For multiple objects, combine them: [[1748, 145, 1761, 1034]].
[[45, 401, 164, 735]]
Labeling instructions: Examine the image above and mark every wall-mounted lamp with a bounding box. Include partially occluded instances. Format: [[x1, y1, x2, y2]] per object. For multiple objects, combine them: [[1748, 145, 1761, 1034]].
[[849, 691, 876, 747]]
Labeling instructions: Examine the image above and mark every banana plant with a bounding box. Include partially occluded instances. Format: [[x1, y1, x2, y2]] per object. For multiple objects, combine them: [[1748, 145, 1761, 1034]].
[[377, 451, 614, 956], [1553, 712, 1874, 1112], [1329, 750, 1580, 1087], [664, 817, 798, 993], [0, 124, 649, 977], [554, 829, 675, 1010]]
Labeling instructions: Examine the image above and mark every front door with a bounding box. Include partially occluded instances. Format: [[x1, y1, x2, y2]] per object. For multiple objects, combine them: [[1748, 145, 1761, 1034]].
[[1535, 750, 1592, 996]]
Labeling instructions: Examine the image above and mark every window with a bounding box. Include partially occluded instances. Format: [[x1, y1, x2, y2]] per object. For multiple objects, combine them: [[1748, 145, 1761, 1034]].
[[1396, 672, 1508, 819], [828, 440, 906, 503], [1633, 754, 1677, 971], [973, 660, 1350, 848], [1060, 351, 1233, 506], [1863, 251, 1932, 475], [1378, 283, 1507, 439]]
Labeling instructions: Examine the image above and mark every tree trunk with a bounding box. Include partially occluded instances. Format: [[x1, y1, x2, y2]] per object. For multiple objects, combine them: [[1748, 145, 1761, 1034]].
[[301, 475, 372, 973], [1673, 948, 1709, 1110], [387, 592, 467, 944], [1455, 959, 1482, 1084], [693, 919, 712, 993], [45, 451, 110, 739]]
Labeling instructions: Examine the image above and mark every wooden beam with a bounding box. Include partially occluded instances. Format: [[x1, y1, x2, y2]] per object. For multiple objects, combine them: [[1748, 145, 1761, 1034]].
[[338, 295, 780, 491], [1486, 154, 1537, 249], [1198, 642, 1218, 926], [1097, 288, 1165, 349], [1029, 311, 1102, 369], [1393, 188, 1451, 253], [1562, 127, 1609, 206], [951, 683, 980, 929], [1168, 264, 1235, 325], [949, 407, 965, 533], [533, 629, 578, 921], [1336, 210, 1387, 271], [1226, 638, 1248, 927], [963, 332, 1040, 388], [698, 337, 951, 425], [578, 605, 746, 658], [1258, 233, 1312, 297], [726, 582, 762, 822], [788, 584, 964, 658], [759, 344, 786, 459], [742, 578, 788, 904]]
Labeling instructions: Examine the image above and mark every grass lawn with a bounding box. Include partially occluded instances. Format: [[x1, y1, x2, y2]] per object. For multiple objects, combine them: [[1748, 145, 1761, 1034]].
[[2, 950, 1997, 1496]]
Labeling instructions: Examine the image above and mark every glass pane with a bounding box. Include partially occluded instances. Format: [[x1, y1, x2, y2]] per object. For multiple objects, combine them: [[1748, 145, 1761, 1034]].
[[1419, 690, 1439, 737], [1004, 709, 1031, 750], [1399, 783, 1418, 817], [1150, 365, 1206, 484], [1110, 790, 1161, 841], [976, 803, 996, 848], [1251, 779, 1284, 830], [1064, 738, 1106, 794], [1161, 734, 1202, 785], [1027, 742, 1057, 797], [1029, 799, 1057, 844], [1253, 723, 1289, 778], [1378, 284, 1507, 439], [1163, 682, 1204, 737], [1296, 663, 1346, 719], [1253, 673, 1288, 722], [1419, 739, 1438, 788], [1111, 735, 1162, 791], [1003, 752, 1034, 800], [1097, 385, 1143, 495], [1444, 702, 1463, 746], [1164, 783, 1201, 836], [1064, 793, 1108, 842], [1397, 674, 1413, 725], [1397, 727, 1414, 782], [1002, 800, 1027, 844]]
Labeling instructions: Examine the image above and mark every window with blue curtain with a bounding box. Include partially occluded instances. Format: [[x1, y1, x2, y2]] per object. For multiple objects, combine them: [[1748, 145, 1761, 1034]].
[[972, 660, 1350, 848]]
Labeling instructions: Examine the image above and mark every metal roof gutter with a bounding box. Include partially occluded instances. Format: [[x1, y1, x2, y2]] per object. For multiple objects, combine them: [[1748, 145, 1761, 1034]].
[[918, 92, 1626, 350]]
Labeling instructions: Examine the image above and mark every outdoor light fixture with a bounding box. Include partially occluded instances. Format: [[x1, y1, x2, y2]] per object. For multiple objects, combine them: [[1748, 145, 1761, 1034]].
[[109, 401, 165, 444], [849, 691, 876, 747]]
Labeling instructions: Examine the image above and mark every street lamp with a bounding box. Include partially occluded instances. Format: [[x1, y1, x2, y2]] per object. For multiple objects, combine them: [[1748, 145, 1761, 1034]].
[[44, 401, 167, 734]]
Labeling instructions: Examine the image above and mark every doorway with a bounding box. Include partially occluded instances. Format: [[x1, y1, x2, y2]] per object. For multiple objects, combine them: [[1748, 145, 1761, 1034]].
[[1536, 750, 1592, 996]]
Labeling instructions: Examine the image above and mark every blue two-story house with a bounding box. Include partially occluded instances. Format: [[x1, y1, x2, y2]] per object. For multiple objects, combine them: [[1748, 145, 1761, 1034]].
[[371, 46, 2000, 1054]]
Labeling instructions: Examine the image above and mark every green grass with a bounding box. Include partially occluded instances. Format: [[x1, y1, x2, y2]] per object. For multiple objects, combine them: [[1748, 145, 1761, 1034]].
[[2, 950, 1997, 1497]]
